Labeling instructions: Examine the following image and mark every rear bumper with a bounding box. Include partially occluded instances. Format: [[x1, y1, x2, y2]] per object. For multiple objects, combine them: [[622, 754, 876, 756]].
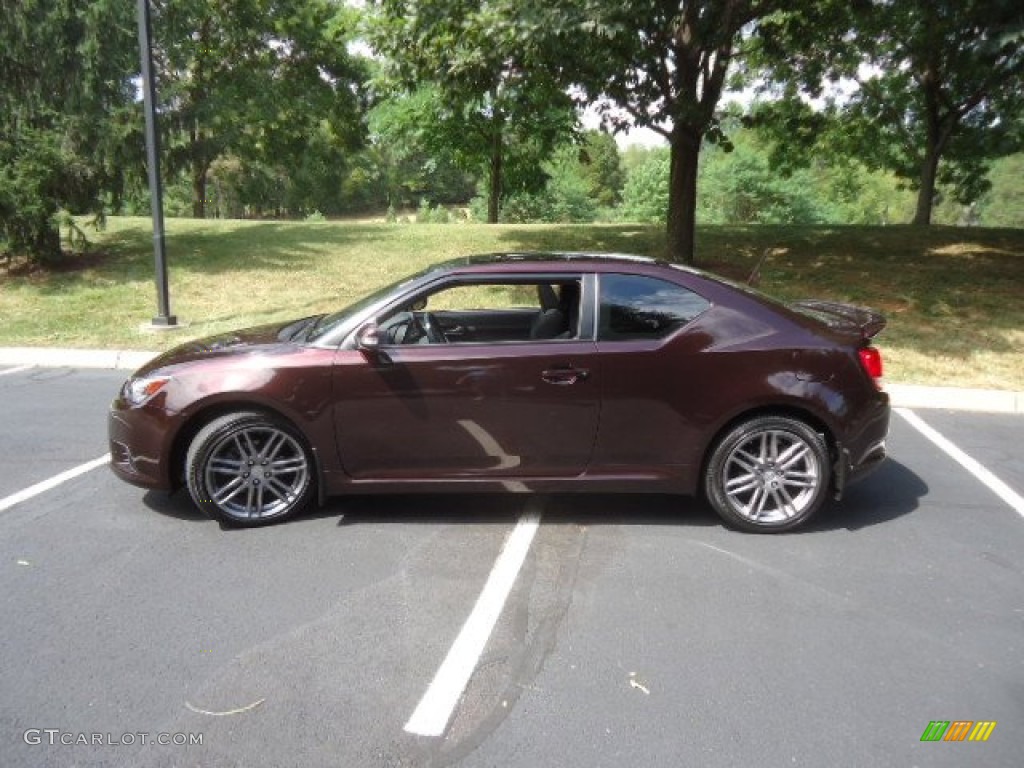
[[833, 391, 890, 498]]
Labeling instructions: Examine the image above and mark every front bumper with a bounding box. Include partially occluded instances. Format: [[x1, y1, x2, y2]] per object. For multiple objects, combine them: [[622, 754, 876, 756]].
[[108, 398, 173, 490]]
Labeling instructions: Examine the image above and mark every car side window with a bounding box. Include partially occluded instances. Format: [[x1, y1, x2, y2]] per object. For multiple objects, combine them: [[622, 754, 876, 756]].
[[378, 279, 583, 345], [427, 284, 541, 311], [598, 274, 709, 341]]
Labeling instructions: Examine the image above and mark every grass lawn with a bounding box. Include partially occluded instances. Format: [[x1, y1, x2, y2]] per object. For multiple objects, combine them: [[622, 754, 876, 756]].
[[1, 216, 1022, 389]]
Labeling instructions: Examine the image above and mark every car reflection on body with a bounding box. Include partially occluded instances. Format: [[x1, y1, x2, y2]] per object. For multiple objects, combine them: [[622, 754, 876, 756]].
[[108, 252, 889, 533]]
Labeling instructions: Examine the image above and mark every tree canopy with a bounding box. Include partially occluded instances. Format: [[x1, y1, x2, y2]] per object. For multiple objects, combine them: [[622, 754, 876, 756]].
[[369, 0, 578, 222], [153, 0, 368, 218], [1, 0, 1021, 267], [550, 0, 852, 263], [1, 0, 138, 263], [755, 0, 1024, 225]]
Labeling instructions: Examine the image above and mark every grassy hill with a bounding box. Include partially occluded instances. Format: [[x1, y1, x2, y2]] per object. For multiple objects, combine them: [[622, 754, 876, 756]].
[[1, 217, 1021, 389]]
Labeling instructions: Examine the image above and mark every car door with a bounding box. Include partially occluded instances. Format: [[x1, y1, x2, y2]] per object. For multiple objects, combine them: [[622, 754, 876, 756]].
[[588, 271, 713, 473], [331, 277, 599, 480]]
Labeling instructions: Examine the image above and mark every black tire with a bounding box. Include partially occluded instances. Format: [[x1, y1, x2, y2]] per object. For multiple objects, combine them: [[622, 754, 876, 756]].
[[704, 415, 830, 533], [185, 411, 314, 527]]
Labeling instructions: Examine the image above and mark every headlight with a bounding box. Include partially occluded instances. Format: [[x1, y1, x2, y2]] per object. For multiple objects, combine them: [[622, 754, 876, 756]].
[[123, 375, 171, 405]]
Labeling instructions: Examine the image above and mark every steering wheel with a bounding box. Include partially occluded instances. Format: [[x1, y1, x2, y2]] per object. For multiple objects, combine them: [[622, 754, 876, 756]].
[[415, 311, 448, 344]]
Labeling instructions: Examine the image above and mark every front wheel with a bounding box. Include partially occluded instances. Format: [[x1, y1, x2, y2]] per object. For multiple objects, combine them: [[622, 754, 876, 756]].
[[186, 411, 314, 527], [704, 416, 830, 533]]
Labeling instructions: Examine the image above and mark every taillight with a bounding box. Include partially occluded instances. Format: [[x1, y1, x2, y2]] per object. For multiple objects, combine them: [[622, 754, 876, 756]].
[[858, 346, 883, 386]]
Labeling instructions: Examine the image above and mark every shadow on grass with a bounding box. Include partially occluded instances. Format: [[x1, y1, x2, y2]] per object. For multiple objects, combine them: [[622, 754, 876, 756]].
[[142, 458, 925, 534], [494, 223, 669, 259], [500, 223, 1024, 360], [12, 219, 1022, 365]]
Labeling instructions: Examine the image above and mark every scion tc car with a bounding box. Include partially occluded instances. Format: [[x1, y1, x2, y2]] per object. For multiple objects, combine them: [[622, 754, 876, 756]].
[[109, 253, 890, 533]]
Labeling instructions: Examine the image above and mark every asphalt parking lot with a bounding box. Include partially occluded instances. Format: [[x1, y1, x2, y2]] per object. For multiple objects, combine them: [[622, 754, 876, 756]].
[[1, 366, 1021, 768]]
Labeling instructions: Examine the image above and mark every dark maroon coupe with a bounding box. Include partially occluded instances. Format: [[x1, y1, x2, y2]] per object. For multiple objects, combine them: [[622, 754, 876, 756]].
[[109, 253, 889, 532]]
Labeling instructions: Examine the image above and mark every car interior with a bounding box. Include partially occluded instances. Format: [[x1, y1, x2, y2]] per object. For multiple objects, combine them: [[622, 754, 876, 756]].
[[378, 280, 582, 345]]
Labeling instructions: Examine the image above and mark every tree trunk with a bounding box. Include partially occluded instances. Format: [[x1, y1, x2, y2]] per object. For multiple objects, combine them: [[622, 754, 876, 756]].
[[912, 142, 939, 226], [191, 19, 210, 220], [25, 219, 62, 266], [667, 130, 701, 265], [192, 154, 207, 219], [487, 114, 503, 224]]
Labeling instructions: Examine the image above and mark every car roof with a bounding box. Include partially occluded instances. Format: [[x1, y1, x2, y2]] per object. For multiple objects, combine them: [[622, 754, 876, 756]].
[[432, 251, 704, 277], [464, 251, 657, 267]]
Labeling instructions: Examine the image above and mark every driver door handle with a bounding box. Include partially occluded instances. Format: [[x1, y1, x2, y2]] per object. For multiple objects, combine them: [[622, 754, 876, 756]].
[[541, 367, 590, 386]]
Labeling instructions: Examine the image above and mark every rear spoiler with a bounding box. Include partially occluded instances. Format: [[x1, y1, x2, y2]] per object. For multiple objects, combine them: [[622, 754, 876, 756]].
[[789, 300, 887, 340]]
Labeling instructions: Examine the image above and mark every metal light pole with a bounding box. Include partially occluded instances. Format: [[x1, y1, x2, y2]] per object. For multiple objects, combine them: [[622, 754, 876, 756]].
[[136, 0, 177, 327]]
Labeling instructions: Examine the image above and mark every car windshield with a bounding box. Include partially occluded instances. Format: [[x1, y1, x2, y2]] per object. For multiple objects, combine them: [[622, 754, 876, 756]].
[[305, 269, 432, 343]]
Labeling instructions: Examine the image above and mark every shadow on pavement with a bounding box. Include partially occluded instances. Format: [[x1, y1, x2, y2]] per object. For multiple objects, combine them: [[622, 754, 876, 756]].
[[804, 459, 927, 533], [142, 489, 209, 521], [140, 458, 926, 534]]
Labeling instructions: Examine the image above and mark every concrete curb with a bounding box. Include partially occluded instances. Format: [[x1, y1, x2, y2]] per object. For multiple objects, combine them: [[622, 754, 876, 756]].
[[884, 384, 1024, 415], [0, 347, 1022, 414], [0, 347, 155, 371]]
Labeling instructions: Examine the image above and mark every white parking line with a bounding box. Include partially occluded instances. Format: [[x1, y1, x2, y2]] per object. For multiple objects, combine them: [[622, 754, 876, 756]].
[[895, 408, 1024, 519], [0, 455, 110, 514], [404, 506, 542, 738], [0, 365, 33, 377]]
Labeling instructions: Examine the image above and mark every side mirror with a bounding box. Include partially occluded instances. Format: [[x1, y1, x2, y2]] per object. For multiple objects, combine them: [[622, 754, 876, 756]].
[[355, 323, 392, 365], [355, 322, 381, 350]]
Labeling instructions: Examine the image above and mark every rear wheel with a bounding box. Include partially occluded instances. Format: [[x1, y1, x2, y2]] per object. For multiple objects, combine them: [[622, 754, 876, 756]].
[[704, 416, 830, 533], [186, 411, 314, 527]]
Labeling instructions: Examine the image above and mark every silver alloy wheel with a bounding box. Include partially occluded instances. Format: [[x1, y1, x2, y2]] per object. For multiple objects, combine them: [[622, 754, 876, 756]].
[[203, 425, 309, 520], [720, 428, 822, 524]]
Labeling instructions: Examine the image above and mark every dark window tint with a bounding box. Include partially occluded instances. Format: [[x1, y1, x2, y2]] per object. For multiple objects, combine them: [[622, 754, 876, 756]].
[[598, 274, 709, 341]]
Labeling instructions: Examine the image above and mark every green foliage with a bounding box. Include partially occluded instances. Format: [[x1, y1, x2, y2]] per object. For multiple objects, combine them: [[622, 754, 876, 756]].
[[545, 156, 599, 223], [979, 154, 1024, 228], [499, 143, 599, 223], [368, 88, 485, 208], [619, 149, 671, 224], [153, 0, 369, 218], [697, 139, 830, 225], [548, 0, 838, 262], [577, 131, 626, 207], [755, 0, 1024, 225], [617, 130, 924, 226], [0, 128, 62, 262], [6, 0, 1020, 267], [415, 199, 452, 223], [369, 0, 580, 222], [496, 193, 554, 224], [0, 0, 137, 264]]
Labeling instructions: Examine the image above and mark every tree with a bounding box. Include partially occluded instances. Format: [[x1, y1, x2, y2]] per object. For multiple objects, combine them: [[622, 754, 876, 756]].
[[859, 1, 1022, 224], [497, 142, 600, 223], [369, 0, 578, 223], [1, 0, 138, 264], [561, 1, 798, 263], [369, 87, 495, 210], [980, 153, 1024, 227], [619, 149, 671, 223], [577, 130, 626, 208], [757, 1, 1024, 225], [152, 0, 367, 218], [698, 133, 832, 224]]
